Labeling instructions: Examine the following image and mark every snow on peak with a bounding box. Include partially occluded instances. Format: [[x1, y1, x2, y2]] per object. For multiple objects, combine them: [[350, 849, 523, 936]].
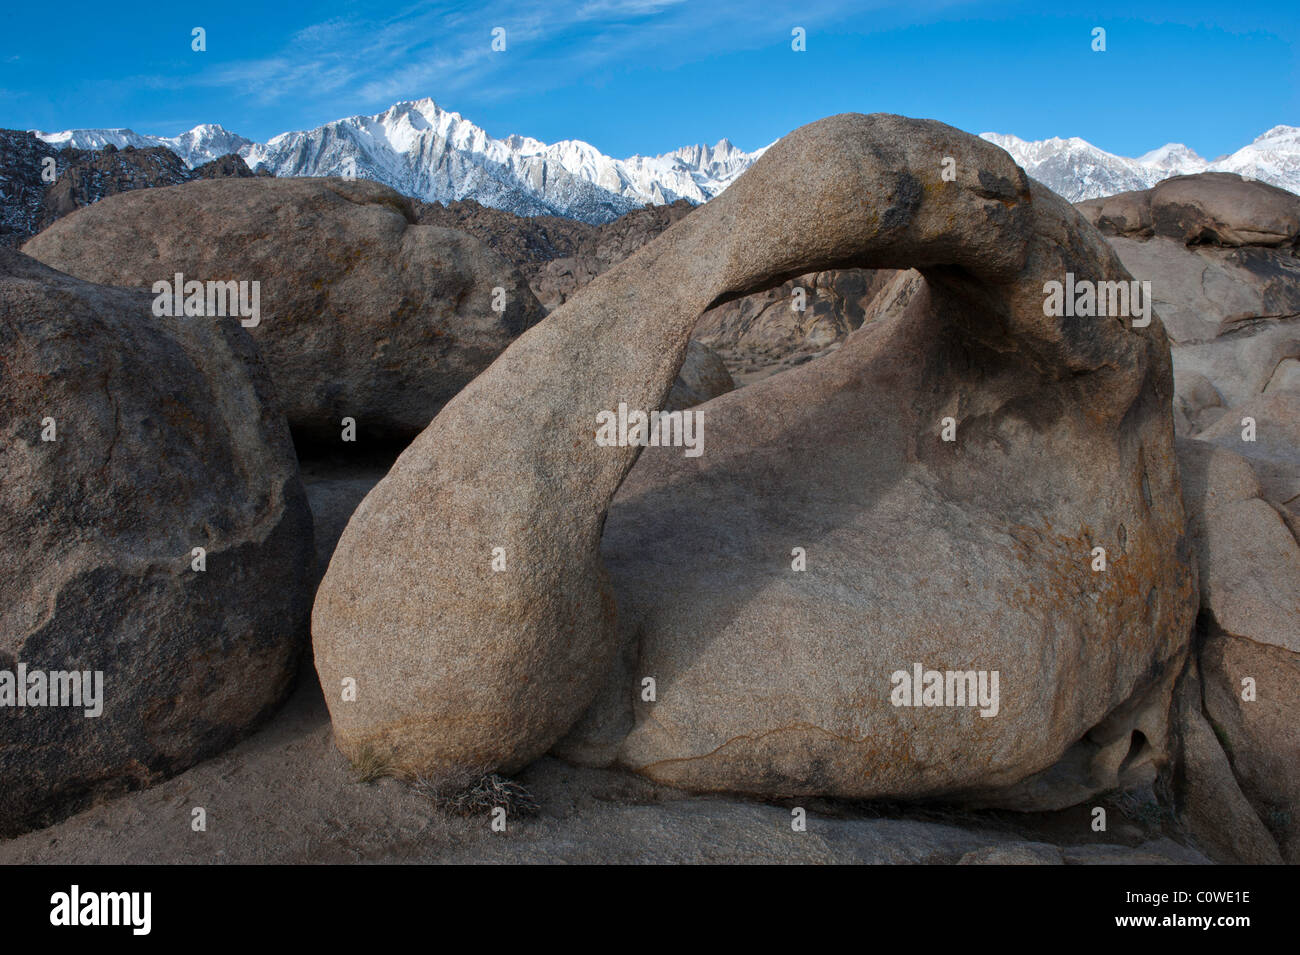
[[32, 123, 253, 168], [982, 129, 1299, 201], [33, 101, 1300, 220]]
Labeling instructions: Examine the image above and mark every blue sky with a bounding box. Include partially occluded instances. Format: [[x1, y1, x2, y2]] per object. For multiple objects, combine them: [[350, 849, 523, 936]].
[[1, 1, 1294, 159]]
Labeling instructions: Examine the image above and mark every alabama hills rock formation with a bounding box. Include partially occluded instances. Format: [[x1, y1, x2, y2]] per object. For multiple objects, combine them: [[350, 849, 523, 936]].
[[1174, 439, 1298, 862], [1078, 173, 1300, 425], [0, 248, 313, 837], [0, 127, 261, 247], [1074, 172, 1300, 862], [312, 113, 1197, 809], [415, 196, 907, 383], [3, 113, 1297, 864], [24, 178, 546, 445]]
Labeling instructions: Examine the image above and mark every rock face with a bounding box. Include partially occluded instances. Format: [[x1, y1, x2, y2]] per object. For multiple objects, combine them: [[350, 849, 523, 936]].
[[1170, 655, 1282, 864], [0, 248, 314, 837], [1079, 172, 1300, 249], [1175, 437, 1300, 861], [1195, 393, 1300, 524], [37, 144, 195, 232], [664, 340, 735, 412], [191, 153, 258, 180], [0, 129, 61, 248], [0, 134, 265, 248], [419, 195, 893, 383], [1077, 173, 1300, 453], [22, 177, 545, 444], [302, 471, 385, 586], [693, 268, 918, 384], [314, 113, 1196, 801], [417, 197, 698, 311]]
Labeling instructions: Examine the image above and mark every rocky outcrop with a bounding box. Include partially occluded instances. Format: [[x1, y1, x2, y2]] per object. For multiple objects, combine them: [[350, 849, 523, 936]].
[[416, 197, 698, 309], [37, 144, 194, 232], [1194, 393, 1300, 524], [313, 114, 1196, 805], [1171, 656, 1282, 864], [1078, 174, 1300, 461], [419, 195, 891, 382], [1088, 174, 1300, 864], [664, 340, 734, 411], [0, 129, 61, 248], [1175, 437, 1300, 861], [22, 177, 546, 444], [693, 268, 918, 384], [191, 153, 258, 180], [1, 134, 275, 248], [0, 248, 314, 837], [1078, 172, 1300, 249]]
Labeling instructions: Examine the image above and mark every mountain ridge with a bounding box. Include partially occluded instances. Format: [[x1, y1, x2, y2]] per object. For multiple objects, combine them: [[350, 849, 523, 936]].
[[31, 101, 1300, 222]]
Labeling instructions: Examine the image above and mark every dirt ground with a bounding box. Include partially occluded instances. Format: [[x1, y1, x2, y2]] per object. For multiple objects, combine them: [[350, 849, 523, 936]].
[[0, 670, 1211, 865]]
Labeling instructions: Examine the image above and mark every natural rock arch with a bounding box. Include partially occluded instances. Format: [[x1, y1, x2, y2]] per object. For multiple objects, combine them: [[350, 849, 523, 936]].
[[313, 114, 1196, 797]]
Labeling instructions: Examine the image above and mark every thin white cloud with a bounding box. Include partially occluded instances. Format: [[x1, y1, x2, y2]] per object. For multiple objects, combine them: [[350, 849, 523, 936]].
[[124, 0, 969, 121]]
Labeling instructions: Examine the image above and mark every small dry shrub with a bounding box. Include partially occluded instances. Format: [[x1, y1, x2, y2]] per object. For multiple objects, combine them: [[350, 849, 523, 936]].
[[412, 766, 539, 818]]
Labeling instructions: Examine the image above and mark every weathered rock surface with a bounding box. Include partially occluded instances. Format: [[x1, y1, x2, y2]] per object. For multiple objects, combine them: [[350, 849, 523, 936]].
[[1078, 172, 1300, 249], [1080, 173, 1300, 472], [1200, 633, 1300, 862], [191, 153, 258, 180], [665, 340, 735, 411], [303, 471, 387, 585], [1170, 654, 1282, 864], [416, 197, 698, 312], [693, 268, 915, 384], [0, 129, 62, 248], [23, 177, 545, 443], [0, 248, 314, 837], [315, 113, 1196, 802], [38, 145, 193, 232], [1, 134, 264, 248], [1175, 436, 1300, 861], [419, 194, 893, 383], [1194, 393, 1300, 521]]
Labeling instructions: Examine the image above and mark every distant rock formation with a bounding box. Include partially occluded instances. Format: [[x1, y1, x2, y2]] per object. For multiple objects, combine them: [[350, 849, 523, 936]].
[[191, 153, 259, 180], [23, 178, 546, 445], [1080, 172, 1300, 548], [0, 129, 60, 247], [38, 143, 194, 231], [0, 127, 268, 247]]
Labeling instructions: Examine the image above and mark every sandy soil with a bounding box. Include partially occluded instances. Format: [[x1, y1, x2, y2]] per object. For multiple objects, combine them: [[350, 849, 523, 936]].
[[0, 672, 1210, 865]]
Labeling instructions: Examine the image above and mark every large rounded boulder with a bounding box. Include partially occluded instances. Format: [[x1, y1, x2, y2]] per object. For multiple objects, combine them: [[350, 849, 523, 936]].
[[22, 177, 545, 444], [312, 113, 1197, 803], [0, 249, 313, 836]]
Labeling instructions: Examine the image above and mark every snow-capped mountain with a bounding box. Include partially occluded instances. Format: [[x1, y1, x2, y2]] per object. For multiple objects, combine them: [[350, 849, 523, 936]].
[[31, 99, 768, 223], [979, 125, 1300, 202], [1204, 125, 1300, 193], [30, 100, 1299, 223], [32, 123, 255, 168], [237, 99, 769, 222]]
